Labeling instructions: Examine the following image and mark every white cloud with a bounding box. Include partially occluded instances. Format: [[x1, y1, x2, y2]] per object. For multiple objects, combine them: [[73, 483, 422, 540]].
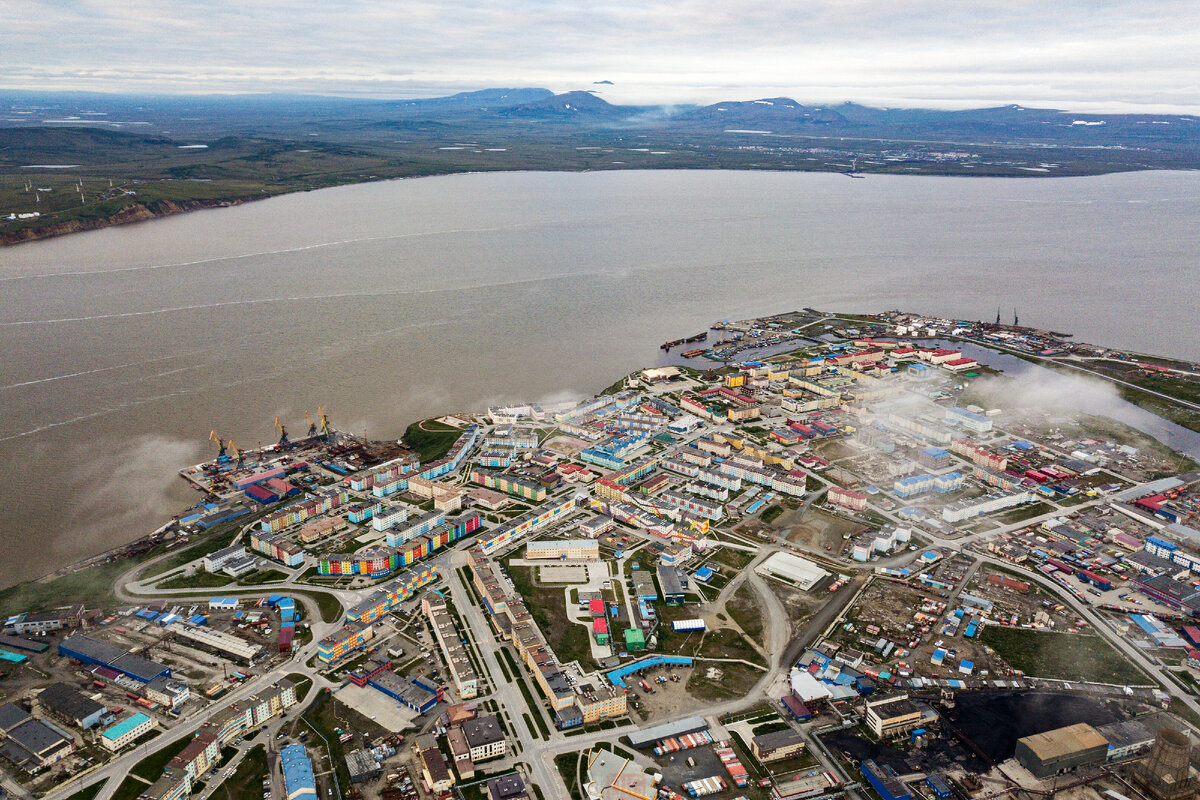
[[4, 0, 1200, 111]]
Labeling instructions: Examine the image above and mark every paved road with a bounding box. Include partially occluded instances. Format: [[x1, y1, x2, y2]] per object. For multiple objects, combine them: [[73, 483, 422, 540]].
[[441, 552, 561, 794]]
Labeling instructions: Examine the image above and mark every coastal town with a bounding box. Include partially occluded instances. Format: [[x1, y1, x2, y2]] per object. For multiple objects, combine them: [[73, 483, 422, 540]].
[[5, 309, 1200, 800]]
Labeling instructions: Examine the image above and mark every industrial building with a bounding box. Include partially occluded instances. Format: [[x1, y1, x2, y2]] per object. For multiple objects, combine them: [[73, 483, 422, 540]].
[[861, 760, 911, 800], [656, 564, 685, 604], [755, 552, 830, 591], [144, 676, 191, 710], [171, 622, 265, 664], [0, 704, 74, 773], [345, 749, 382, 783], [369, 671, 442, 713], [1096, 713, 1188, 761], [4, 607, 83, 636], [57, 634, 171, 683], [1133, 729, 1196, 800], [35, 683, 109, 729], [864, 694, 923, 739], [1014, 723, 1109, 778]]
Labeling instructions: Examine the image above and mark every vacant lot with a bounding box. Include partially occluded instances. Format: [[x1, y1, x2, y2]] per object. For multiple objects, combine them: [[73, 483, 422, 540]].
[[980, 627, 1147, 685], [686, 661, 764, 701], [780, 506, 866, 550], [726, 583, 765, 646]]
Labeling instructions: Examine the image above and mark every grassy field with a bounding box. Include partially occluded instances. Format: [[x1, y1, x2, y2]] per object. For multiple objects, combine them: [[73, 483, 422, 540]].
[[402, 419, 462, 462], [554, 751, 584, 800], [212, 745, 268, 800], [726, 583, 766, 646], [0, 559, 130, 617], [980, 627, 1148, 684], [236, 568, 289, 585], [301, 693, 353, 789], [109, 735, 196, 800], [157, 571, 234, 590], [759, 504, 785, 525], [686, 661, 764, 701]]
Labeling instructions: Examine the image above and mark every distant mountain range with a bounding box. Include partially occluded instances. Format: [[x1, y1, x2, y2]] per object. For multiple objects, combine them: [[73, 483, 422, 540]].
[[3, 86, 1198, 138], [3, 86, 1199, 244]]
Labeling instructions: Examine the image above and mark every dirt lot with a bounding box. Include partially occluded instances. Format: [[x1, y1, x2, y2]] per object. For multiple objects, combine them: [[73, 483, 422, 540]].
[[779, 506, 868, 551], [768, 580, 830, 640], [627, 667, 698, 722], [686, 661, 765, 702]]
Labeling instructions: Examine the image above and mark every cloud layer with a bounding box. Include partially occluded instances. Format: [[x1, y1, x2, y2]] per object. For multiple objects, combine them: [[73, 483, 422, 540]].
[[6, 0, 1199, 111]]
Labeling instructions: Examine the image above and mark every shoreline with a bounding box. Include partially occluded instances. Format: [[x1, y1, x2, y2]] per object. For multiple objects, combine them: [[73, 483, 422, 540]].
[[7, 307, 1199, 595], [0, 163, 1168, 248], [0, 194, 263, 246]]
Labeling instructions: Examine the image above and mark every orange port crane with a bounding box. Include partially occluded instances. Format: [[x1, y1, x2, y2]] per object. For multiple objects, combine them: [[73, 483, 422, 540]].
[[208, 430, 229, 461], [275, 417, 289, 448], [229, 441, 246, 469], [305, 411, 318, 438]]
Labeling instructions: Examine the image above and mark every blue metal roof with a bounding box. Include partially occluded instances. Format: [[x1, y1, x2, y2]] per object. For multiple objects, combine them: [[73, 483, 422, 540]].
[[281, 745, 317, 800]]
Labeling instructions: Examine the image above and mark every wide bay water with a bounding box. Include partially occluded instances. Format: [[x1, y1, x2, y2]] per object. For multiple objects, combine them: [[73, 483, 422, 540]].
[[2, 169, 1198, 587]]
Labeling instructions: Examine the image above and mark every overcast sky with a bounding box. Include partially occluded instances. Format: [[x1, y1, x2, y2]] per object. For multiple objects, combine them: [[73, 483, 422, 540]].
[[6, 0, 1199, 111]]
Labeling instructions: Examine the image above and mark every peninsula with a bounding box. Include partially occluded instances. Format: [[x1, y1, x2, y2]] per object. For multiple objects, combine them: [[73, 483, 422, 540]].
[[3, 308, 1200, 800]]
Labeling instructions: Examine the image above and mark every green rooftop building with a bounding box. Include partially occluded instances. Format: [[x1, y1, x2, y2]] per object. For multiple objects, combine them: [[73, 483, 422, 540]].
[[624, 628, 645, 651]]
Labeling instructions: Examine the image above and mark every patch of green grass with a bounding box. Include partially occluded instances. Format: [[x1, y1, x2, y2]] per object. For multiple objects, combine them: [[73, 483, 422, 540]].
[[505, 564, 595, 670], [554, 752, 584, 800], [157, 571, 234, 590], [686, 661, 763, 701], [286, 673, 314, 702], [236, 568, 289, 585], [299, 591, 343, 624], [62, 781, 106, 800], [212, 744, 268, 800], [0, 560, 129, 617], [109, 775, 152, 800], [980, 627, 1148, 684], [726, 583, 766, 646], [131, 735, 195, 781], [750, 720, 789, 736], [142, 521, 254, 579], [301, 693, 352, 789], [402, 419, 462, 462], [759, 504, 785, 525]]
